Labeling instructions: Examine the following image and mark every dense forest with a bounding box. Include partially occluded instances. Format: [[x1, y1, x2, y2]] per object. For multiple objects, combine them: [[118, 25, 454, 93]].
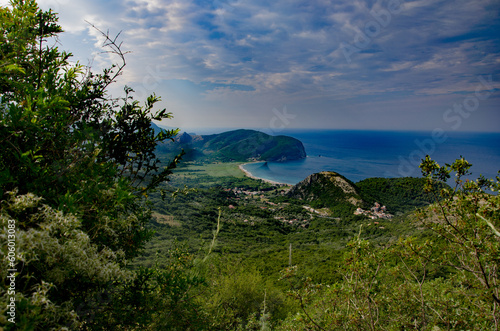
[[1, 2, 499, 330]]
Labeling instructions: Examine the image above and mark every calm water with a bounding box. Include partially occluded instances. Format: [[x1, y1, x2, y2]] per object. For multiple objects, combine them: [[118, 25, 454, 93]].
[[241, 130, 500, 184]]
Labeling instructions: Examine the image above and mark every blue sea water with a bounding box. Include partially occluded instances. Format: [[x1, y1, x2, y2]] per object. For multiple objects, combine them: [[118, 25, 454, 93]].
[[241, 130, 500, 185]]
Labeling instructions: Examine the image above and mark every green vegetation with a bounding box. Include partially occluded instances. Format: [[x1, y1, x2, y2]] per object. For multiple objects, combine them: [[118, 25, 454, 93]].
[[157, 129, 307, 163], [140, 157, 499, 329], [274, 157, 500, 330], [356, 176, 449, 215], [1, 2, 498, 330], [0, 1, 185, 329], [174, 162, 245, 178], [288, 171, 362, 217]]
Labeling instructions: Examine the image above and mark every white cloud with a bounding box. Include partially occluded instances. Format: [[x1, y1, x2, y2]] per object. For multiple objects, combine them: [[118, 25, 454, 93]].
[[1, 0, 499, 130], [381, 61, 414, 72]]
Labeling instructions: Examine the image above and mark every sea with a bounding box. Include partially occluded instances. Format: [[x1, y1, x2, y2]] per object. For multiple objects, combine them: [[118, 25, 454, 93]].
[[238, 130, 500, 185]]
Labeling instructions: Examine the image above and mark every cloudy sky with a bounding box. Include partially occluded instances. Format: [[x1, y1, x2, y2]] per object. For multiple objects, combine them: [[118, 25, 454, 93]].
[[4, 0, 500, 132]]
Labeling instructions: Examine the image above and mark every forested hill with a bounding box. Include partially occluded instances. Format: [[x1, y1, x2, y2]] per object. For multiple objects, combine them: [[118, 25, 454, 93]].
[[288, 171, 363, 208], [156, 128, 307, 162], [286, 172, 448, 216]]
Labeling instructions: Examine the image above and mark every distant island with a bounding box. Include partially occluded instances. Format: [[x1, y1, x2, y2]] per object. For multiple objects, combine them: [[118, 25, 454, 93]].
[[156, 127, 306, 163]]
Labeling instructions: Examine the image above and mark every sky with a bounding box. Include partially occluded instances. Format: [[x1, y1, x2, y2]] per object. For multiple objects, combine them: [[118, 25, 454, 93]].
[[3, 0, 500, 132]]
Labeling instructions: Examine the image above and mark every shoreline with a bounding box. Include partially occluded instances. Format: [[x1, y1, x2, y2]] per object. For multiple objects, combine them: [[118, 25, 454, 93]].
[[238, 162, 291, 186]]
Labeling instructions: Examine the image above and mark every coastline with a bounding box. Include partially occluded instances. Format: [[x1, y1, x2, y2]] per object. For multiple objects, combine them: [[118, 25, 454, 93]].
[[238, 162, 290, 186]]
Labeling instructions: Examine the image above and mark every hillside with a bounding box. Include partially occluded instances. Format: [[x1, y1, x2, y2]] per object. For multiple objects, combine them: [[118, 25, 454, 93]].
[[287, 171, 363, 215], [157, 129, 306, 163], [4, 1, 498, 329], [356, 177, 448, 214], [286, 172, 447, 217]]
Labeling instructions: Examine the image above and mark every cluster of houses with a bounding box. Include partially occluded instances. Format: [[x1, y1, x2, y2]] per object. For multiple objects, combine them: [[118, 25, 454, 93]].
[[224, 188, 392, 227], [354, 202, 393, 219]]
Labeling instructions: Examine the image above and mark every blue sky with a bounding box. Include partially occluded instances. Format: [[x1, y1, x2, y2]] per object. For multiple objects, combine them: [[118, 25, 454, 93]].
[[4, 0, 500, 132]]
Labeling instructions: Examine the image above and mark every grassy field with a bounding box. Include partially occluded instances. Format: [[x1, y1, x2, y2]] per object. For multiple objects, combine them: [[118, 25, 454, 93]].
[[176, 162, 246, 178]]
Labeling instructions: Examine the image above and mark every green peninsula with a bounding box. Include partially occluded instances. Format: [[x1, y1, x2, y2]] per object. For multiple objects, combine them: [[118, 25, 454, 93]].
[[157, 128, 307, 162]]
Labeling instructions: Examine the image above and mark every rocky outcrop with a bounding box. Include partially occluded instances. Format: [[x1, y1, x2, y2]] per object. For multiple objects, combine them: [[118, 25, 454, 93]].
[[288, 171, 363, 208]]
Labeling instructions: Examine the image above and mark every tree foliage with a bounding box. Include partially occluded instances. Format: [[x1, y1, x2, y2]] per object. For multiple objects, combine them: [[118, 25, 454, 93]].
[[356, 176, 449, 214], [277, 156, 500, 330], [0, 0, 184, 328], [1, 1, 499, 329]]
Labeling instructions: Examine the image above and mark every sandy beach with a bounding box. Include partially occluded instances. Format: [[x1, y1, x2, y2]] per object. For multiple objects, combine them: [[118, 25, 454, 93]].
[[238, 162, 290, 186]]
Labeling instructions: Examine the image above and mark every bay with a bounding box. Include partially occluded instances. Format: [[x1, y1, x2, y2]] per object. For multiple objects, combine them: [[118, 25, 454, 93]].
[[241, 130, 500, 185]]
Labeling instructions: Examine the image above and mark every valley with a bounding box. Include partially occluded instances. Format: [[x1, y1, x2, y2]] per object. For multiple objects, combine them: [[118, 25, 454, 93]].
[[135, 160, 432, 282]]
